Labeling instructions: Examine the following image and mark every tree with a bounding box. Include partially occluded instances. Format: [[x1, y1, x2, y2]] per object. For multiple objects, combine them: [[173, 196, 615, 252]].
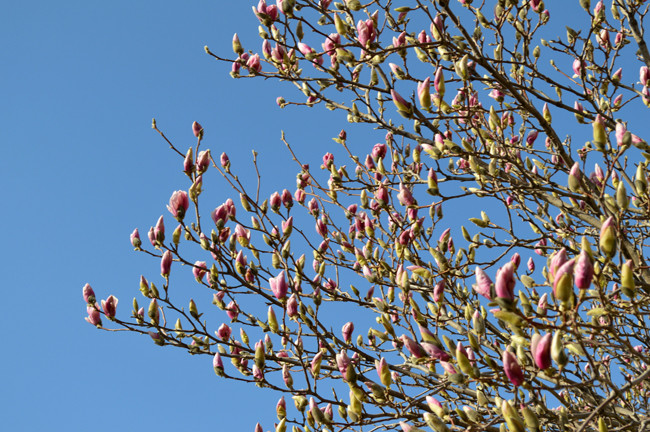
[[83, 1, 650, 431]]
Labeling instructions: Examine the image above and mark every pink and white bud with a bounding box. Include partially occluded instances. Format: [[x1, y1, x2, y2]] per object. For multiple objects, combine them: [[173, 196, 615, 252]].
[[192, 121, 203, 138], [495, 262, 516, 301], [417, 77, 431, 110], [286, 294, 298, 317], [167, 191, 190, 220], [226, 300, 239, 320], [217, 323, 232, 340], [473, 266, 493, 299], [502, 349, 524, 386], [531, 333, 552, 369], [83, 283, 96, 304], [160, 250, 173, 276], [101, 295, 118, 319], [397, 182, 415, 207], [572, 58, 583, 77], [336, 350, 351, 374], [154, 215, 165, 243], [130, 228, 141, 249], [193, 261, 207, 282], [549, 248, 568, 283], [391, 90, 412, 114], [401, 335, 426, 358], [342, 322, 354, 343], [574, 250, 594, 289], [270, 271, 288, 299], [641, 66, 650, 86], [421, 342, 450, 361], [85, 304, 102, 326]]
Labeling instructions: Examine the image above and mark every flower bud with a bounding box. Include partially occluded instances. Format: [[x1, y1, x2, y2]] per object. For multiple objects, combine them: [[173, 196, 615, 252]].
[[192, 121, 203, 139], [417, 77, 431, 110], [160, 250, 172, 276], [473, 267, 493, 299], [130, 228, 142, 249], [85, 304, 102, 327], [574, 250, 594, 289], [531, 333, 552, 369], [270, 271, 288, 299], [286, 294, 298, 317], [599, 217, 617, 258], [101, 295, 118, 320], [268, 306, 279, 333], [213, 352, 224, 376], [502, 348, 524, 386], [342, 322, 354, 343], [551, 331, 568, 369], [83, 283, 96, 304]]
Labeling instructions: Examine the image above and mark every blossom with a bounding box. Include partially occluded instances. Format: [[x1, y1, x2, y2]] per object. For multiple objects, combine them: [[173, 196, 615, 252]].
[[270, 271, 288, 299], [101, 295, 118, 319], [167, 190, 190, 219]]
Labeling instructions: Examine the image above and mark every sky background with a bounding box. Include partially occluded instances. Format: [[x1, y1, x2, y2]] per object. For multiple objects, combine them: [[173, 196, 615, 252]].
[[2, 1, 645, 431]]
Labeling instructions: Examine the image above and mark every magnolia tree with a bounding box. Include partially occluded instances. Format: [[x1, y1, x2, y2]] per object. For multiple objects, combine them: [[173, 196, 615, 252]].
[[83, 0, 650, 431]]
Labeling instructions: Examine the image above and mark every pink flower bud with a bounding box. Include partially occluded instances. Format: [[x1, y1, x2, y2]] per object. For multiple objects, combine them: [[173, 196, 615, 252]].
[[183, 148, 194, 173], [393, 31, 406, 47], [572, 58, 583, 77], [282, 217, 293, 237], [161, 250, 172, 276], [342, 322, 354, 343], [192, 121, 203, 138], [641, 66, 650, 86], [511, 253, 521, 268], [220, 152, 230, 170], [531, 333, 552, 369], [503, 349, 524, 386], [270, 271, 288, 299], [401, 335, 426, 358], [549, 248, 568, 283], [281, 189, 293, 208], [426, 278, 442, 302], [286, 294, 298, 317], [154, 215, 165, 243], [495, 262, 516, 301], [130, 228, 141, 249], [83, 283, 96, 304], [527, 257, 535, 272], [372, 143, 387, 160], [574, 250, 594, 289], [397, 182, 416, 207], [526, 130, 539, 146], [421, 342, 450, 361], [217, 323, 232, 340], [167, 190, 190, 220], [473, 266, 493, 299], [391, 90, 412, 114], [193, 261, 207, 281], [101, 295, 118, 319], [489, 88, 505, 102], [336, 350, 351, 374], [226, 300, 239, 320], [246, 54, 261, 72], [85, 304, 102, 326]]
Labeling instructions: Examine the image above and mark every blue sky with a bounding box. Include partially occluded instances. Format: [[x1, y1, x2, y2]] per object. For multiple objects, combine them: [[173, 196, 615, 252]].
[[3, 1, 647, 431]]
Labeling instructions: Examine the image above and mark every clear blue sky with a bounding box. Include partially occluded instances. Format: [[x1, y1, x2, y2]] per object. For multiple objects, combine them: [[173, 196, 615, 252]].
[[2, 1, 644, 431]]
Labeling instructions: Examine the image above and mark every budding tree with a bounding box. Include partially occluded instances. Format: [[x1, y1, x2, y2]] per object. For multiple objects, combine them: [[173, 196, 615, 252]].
[[84, 1, 650, 431]]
